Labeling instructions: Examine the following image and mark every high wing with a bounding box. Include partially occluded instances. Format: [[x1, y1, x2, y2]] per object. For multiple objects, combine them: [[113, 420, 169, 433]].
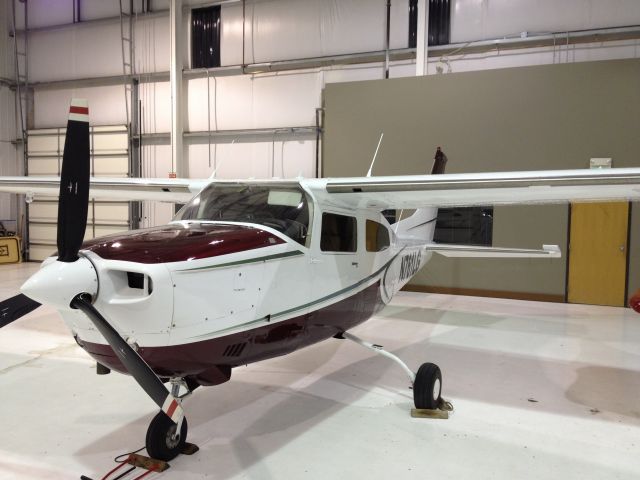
[[318, 167, 640, 209], [0, 176, 209, 203], [2, 167, 640, 207]]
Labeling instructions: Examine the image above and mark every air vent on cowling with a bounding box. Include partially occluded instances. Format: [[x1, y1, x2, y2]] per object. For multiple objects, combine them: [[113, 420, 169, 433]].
[[223, 342, 247, 357]]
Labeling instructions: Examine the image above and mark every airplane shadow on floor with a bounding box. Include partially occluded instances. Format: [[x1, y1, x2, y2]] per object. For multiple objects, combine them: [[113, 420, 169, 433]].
[[379, 303, 590, 337], [566, 365, 640, 419], [74, 317, 640, 479]]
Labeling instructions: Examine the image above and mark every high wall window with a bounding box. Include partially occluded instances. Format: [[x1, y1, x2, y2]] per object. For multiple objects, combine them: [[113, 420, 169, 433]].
[[434, 207, 493, 246], [409, 0, 418, 48], [191, 6, 221, 69], [428, 0, 451, 46], [366, 220, 390, 252], [321, 213, 357, 252], [409, 0, 451, 48]]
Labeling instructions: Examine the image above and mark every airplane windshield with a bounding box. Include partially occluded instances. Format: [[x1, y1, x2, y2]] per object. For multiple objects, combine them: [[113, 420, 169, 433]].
[[174, 183, 313, 246]]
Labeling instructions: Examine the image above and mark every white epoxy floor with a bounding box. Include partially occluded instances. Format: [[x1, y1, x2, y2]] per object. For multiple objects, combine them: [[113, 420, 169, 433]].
[[1, 262, 640, 480]]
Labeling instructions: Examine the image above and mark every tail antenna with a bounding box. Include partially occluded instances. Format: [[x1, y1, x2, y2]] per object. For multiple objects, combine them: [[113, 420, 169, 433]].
[[366, 133, 384, 177]]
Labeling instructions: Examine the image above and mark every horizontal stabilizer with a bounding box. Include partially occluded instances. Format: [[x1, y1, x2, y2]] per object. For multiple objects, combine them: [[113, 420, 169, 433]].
[[426, 243, 561, 259]]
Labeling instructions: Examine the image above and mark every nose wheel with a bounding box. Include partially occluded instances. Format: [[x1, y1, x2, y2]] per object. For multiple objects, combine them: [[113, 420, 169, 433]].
[[146, 412, 188, 461]]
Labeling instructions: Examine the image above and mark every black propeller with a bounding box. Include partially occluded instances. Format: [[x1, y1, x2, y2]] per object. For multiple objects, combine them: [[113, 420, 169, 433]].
[[1, 99, 183, 428], [0, 99, 90, 327], [57, 99, 91, 262], [0, 293, 40, 328]]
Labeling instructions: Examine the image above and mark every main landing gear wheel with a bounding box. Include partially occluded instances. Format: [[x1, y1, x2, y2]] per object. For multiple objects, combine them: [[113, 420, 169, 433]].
[[413, 363, 442, 410], [145, 413, 188, 461]]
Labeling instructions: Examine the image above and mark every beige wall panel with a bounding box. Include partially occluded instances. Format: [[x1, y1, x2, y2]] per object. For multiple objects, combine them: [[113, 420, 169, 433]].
[[28, 158, 59, 176], [28, 224, 57, 244], [29, 202, 58, 222], [92, 173, 129, 179], [29, 245, 56, 262], [30, 223, 103, 243], [93, 156, 129, 176], [92, 202, 130, 224], [28, 134, 60, 155], [323, 59, 640, 297], [92, 132, 128, 152], [30, 201, 129, 225]]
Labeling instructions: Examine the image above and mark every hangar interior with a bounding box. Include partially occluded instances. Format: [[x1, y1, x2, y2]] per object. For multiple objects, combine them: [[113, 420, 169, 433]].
[[1, 1, 640, 479]]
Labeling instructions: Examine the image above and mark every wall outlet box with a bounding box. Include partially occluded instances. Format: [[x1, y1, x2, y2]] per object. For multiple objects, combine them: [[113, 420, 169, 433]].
[[590, 158, 612, 169]]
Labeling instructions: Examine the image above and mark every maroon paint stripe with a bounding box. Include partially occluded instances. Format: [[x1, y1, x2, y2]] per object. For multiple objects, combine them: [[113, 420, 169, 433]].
[[78, 282, 385, 383]]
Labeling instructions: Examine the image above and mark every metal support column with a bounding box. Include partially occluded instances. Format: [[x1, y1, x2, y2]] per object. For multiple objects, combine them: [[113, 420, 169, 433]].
[[384, 0, 391, 79], [170, 0, 184, 178], [130, 78, 141, 230], [416, 0, 429, 76], [11, 0, 30, 259], [120, 0, 140, 230], [119, 0, 135, 128]]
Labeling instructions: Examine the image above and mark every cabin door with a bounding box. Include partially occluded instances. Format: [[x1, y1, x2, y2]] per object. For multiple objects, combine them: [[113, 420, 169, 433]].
[[567, 202, 629, 307]]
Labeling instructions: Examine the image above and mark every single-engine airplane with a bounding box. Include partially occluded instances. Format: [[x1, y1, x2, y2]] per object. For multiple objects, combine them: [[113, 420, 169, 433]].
[[1, 99, 640, 461]]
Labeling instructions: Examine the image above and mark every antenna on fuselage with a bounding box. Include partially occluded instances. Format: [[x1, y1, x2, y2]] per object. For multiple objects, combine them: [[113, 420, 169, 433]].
[[209, 139, 237, 179], [366, 133, 384, 177]]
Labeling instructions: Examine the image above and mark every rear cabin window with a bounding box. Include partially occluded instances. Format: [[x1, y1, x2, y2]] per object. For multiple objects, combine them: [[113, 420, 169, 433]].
[[321, 213, 357, 252], [366, 220, 390, 252]]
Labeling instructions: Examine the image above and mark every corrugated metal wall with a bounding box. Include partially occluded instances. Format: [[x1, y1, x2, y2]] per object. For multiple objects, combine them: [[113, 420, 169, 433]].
[[4, 0, 640, 232]]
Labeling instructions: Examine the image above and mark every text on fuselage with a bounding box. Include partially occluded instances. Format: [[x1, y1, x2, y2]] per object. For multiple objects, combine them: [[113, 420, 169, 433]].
[[399, 250, 422, 281]]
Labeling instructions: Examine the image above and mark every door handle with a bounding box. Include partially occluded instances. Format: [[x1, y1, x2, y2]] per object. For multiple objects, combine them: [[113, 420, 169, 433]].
[[619, 245, 626, 252], [352, 262, 359, 267], [310, 258, 322, 264]]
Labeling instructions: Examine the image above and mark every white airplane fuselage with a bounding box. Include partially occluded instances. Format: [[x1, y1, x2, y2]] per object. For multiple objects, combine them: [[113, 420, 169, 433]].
[[56, 180, 434, 386]]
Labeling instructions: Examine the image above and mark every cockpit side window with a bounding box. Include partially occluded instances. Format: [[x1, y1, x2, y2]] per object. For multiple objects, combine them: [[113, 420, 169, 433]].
[[174, 184, 312, 246], [320, 213, 357, 252]]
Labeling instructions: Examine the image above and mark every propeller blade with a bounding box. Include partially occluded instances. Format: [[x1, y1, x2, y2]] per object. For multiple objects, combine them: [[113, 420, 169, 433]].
[[70, 295, 184, 425], [57, 99, 90, 263], [0, 294, 41, 328]]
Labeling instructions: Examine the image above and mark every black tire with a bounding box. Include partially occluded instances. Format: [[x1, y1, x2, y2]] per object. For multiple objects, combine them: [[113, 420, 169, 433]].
[[413, 363, 442, 410], [145, 412, 188, 461]]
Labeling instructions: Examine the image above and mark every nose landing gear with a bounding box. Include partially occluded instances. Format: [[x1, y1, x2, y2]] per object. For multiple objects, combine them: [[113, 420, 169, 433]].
[[146, 378, 198, 461]]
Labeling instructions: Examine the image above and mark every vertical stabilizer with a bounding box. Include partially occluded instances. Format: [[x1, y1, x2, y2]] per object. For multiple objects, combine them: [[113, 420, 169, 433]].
[[393, 148, 447, 244]]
